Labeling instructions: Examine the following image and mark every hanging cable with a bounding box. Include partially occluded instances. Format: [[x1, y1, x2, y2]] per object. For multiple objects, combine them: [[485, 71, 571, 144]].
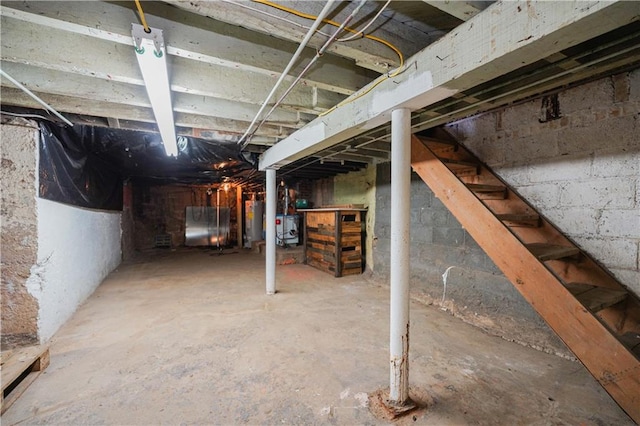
[[237, 0, 337, 148], [337, 0, 391, 42], [318, 59, 410, 117], [134, 0, 151, 33]]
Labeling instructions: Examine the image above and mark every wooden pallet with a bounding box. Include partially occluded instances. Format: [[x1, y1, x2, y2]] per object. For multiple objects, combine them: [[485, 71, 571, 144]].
[[1, 345, 50, 414]]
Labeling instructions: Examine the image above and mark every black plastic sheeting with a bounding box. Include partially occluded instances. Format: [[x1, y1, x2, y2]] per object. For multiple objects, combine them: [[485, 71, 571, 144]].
[[39, 122, 257, 211]]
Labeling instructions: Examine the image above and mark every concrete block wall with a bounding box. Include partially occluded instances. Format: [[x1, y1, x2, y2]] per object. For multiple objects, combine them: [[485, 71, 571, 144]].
[[373, 164, 567, 355], [333, 166, 377, 270], [372, 70, 639, 356], [1, 118, 122, 348], [447, 70, 640, 296]]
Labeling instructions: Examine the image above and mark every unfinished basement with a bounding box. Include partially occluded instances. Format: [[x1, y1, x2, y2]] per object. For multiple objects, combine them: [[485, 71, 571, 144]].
[[1, 0, 639, 423]]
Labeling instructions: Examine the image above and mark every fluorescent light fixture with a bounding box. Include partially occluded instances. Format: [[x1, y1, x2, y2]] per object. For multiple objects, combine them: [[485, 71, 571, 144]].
[[132, 23, 178, 157]]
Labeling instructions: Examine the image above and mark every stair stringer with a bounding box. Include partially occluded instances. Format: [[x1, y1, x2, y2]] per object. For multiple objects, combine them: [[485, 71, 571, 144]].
[[410, 135, 640, 422]]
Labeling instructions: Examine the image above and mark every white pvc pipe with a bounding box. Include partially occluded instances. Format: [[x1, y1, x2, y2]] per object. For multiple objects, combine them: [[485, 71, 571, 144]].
[[239, 0, 336, 147], [265, 168, 277, 295], [257, 0, 367, 128], [0, 69, 74, 127], [389, 107, 411, 404]]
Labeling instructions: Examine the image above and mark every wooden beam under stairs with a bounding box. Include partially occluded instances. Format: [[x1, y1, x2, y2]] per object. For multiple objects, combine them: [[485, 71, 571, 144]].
[[411, 133, 640, 423]]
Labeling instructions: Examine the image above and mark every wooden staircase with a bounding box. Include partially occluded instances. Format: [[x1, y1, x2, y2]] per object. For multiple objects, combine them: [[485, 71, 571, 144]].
[[411, 129, 640, 423]]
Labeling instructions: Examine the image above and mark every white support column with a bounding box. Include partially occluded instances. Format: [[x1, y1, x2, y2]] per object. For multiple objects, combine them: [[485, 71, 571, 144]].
[[265, 168, 277, 295], [389, 107, 411, 404]]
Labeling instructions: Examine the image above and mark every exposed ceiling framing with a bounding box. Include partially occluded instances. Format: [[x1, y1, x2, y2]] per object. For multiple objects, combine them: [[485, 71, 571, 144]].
[[1, 1, 639, 183]]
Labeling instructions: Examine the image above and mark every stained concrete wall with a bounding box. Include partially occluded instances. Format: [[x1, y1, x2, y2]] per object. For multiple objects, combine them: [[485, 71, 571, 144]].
[[373, 164, 568, 355], [333, 166, 377, 270], [447, 70, 640, 295], [372, 71, 640, 356], [1, 118, 40, 349], [1, 117, 122, 347]]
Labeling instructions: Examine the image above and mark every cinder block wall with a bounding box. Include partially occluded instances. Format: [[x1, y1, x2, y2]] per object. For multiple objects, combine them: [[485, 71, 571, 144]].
[[448, 70, 639, 295], [372, 70, 639, 356], [333, 166, 377, 270]]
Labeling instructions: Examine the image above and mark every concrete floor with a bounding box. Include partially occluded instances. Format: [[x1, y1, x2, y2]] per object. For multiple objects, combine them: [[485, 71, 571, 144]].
[[3, 249, 632, 425]]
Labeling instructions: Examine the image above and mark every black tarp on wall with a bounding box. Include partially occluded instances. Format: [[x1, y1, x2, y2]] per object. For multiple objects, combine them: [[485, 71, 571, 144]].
[[38, 122, 257, 211]]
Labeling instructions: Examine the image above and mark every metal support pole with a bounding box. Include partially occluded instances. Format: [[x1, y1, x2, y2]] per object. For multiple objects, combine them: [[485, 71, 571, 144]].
[[216, 189, 221, 249], [265, 168, 277, 295], [236, 186, 243, 248], [389, 107, 411, 404]]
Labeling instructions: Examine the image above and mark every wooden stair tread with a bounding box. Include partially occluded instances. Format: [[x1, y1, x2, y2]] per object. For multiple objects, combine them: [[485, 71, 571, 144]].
[[467, 184, 507, 200], [441, 158, 479, 168], [417, 136, 458, 147], [526, 243, 580, 261], [496, 213, 539, 221], [467, 184, 506, 192], [620, 332, 640, 357], [564, 282, 628, 312], [496, 213, 541, 227], [411, 134, 640, 422]]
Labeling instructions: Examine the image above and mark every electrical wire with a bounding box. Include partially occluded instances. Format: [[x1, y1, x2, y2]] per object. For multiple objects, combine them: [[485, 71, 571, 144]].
[[337, 0, 391, 42], [238, 0, 337, 147], [253, 0, 403, 69], [252, 0, 405, 119], [134, 0, 150, 33], [318, 59, 410, 117], [1, 111, 54, 122], [221, 0, 333, 39], [249, 0, 368, 142]]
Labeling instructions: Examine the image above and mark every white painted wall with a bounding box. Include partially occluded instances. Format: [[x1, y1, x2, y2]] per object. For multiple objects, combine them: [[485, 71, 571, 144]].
[[28, 199, 121, 342]]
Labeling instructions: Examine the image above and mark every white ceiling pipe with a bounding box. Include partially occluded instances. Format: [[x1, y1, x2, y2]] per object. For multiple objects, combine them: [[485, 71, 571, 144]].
[[238, 0, 337, 147], [253, 0, 368, 139], [0, 68, 74, 126]]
